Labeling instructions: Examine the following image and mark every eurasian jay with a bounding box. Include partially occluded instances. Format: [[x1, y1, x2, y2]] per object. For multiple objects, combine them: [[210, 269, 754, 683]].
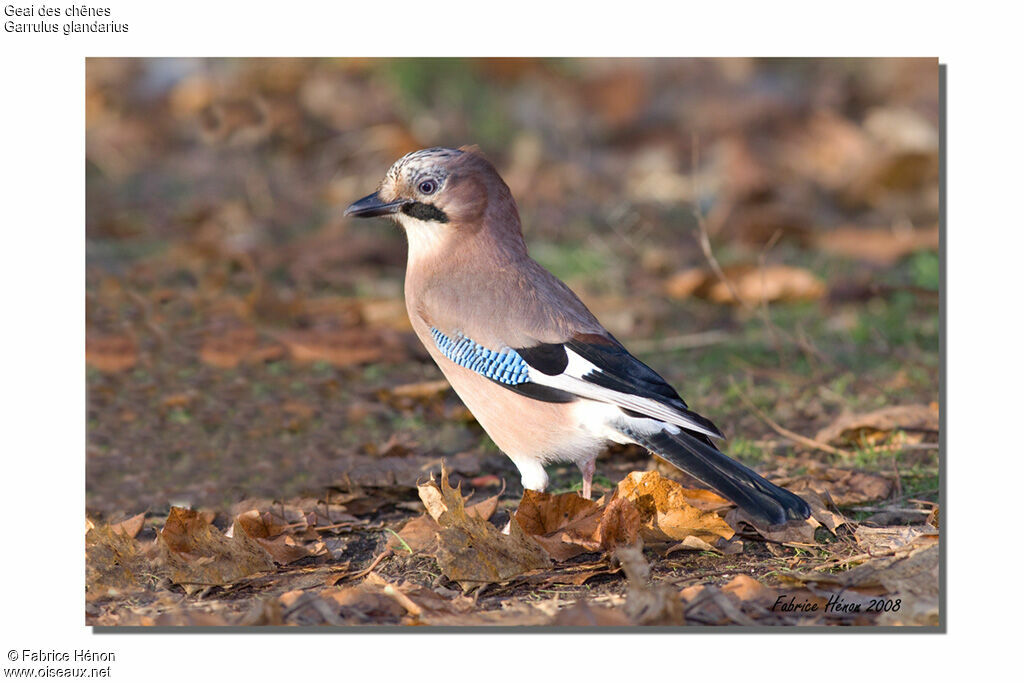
[[345, 146, 810, 524]]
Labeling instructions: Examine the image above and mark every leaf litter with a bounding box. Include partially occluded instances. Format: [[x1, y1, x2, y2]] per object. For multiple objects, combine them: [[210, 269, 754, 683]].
[[87, 461, 939, 626]]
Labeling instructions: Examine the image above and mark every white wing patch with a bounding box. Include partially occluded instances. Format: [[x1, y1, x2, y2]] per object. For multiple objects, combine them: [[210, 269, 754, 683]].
[[524, 348, 722, 440]]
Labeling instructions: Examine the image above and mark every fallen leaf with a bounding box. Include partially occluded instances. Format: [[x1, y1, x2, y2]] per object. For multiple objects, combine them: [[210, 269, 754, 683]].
[[595, 496, 642, 553], [158, 507, 274, 592], [386, 379, 451, 400], [420, 466, 551, 590], [252, 535, 312, 565], [726, 507, 820, 545], [86, 525, 149, 596], [199, 325, 284, 369], [814, 225, 939, 265], [665, 535, 717, 554], [853, 524, 938, 555], [320, 580, 406, 621], [279, 328, 396, 367], [549, 600, 632, 626], [86, 333, 138, 372], [387, 515, 439, 554], [514, 490, 641, 561], [786, 468, 895, 506], [616, 471, 734, 544], [233, 509, 291, 540], [722, 575, 776, 603], [665, 264, 825, 305], [108, 512, 146, 539], [815, 404, 939, 448], [843, 151, 938, 207], [514, 490, 603, 561], [798, 489, 851, 534]]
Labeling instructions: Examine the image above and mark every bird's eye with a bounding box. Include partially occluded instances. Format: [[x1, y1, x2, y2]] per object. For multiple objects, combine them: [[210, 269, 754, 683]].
[[418, 179, 438, 195]]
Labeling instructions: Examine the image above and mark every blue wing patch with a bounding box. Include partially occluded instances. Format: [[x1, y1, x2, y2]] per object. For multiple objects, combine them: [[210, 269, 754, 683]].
[[430, 328, 530, 385]]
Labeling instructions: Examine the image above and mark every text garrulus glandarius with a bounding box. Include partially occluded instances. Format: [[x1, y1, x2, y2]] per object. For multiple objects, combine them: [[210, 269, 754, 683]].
[[346, 146, 810, 525]]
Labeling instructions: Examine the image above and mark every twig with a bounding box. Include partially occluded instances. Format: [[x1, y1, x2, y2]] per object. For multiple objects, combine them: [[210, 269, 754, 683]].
[[348, 549, 392, 581], [890, 453, 903, 500], [382, 582, 423, 617], [757, 228, 786, 362], [689, 136, 833, 368], [731, 378, 853, 458], [691, 137, 753, 313]]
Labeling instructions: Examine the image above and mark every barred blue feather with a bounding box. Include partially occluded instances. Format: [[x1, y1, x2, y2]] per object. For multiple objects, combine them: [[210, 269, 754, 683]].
[[430, 328, 530, 385]]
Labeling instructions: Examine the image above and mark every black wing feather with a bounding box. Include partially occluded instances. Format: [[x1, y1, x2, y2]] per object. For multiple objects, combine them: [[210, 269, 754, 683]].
[[514, 336, 725, 440]]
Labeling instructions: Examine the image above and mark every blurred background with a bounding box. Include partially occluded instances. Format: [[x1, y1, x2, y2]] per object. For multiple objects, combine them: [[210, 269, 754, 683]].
[[86, 58, 939, 521]]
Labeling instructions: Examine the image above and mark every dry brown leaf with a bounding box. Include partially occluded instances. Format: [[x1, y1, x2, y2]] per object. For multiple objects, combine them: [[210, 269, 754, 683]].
[[320, 581, 406, 621], [814, 225, 939, 265], [418, 480, 448, 522], [387, 379, 451, 400], [514, 490, 603, 561], [387, 514, 439, 554], [86, 525, 149, 596], [234, 509, 290, 540], [787, 468, 895, 506], [815, 404, 939, 448], [726, 507, 820, 545], [420, 467, 551, 589], [722, 575, 776, 603], [798, 489, 850, 534], [108, 512, 146, 539], [466, 491, 502, 522], [843, 151, 939, 207], [514, 490, 641, 561], [199, 326, 284, 369], [158, 507, 274, 592], [665, 535, 717, 554], [784, 110, 873, 191], [854, 525, 938, 555], [616, 471, 734, 544], [253, 535, 311, 565], [229, 498, 356, 535], [595, 496, 642, 552], [665, 264, 825, 305], [549, 600, 633, 626], [86, 333, 138, 372], [278, 328, 396, 367]]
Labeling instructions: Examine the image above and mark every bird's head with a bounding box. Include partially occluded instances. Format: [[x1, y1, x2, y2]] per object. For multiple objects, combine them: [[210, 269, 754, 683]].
[[345, 146, 523, 260]]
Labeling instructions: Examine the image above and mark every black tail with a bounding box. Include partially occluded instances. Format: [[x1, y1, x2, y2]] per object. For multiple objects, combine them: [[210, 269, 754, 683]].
[[625, 427, 810, 525]]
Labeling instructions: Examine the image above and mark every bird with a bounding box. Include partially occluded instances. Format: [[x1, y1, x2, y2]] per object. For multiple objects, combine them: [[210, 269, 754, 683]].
[[345, 146, 810, 525]]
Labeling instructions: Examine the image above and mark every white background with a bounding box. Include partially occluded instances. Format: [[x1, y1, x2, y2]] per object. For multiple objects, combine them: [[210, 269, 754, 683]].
[[0, 0, 1017, 679]]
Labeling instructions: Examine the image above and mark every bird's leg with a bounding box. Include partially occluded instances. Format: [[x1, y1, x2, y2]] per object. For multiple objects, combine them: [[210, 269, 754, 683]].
[[577, 456, 596, 500]]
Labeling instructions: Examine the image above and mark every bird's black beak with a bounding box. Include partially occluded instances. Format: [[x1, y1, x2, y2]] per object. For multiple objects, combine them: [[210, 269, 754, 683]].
[[344, 192, 407, 218]]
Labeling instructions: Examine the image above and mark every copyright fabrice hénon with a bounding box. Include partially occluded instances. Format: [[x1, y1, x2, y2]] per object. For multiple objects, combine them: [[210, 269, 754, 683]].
[[19, 650, 116, 663], [4, 4, 128, 35]]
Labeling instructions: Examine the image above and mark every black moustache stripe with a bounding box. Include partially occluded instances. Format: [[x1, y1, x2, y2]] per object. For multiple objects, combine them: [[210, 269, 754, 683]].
[[401, 202, 449, 223]]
